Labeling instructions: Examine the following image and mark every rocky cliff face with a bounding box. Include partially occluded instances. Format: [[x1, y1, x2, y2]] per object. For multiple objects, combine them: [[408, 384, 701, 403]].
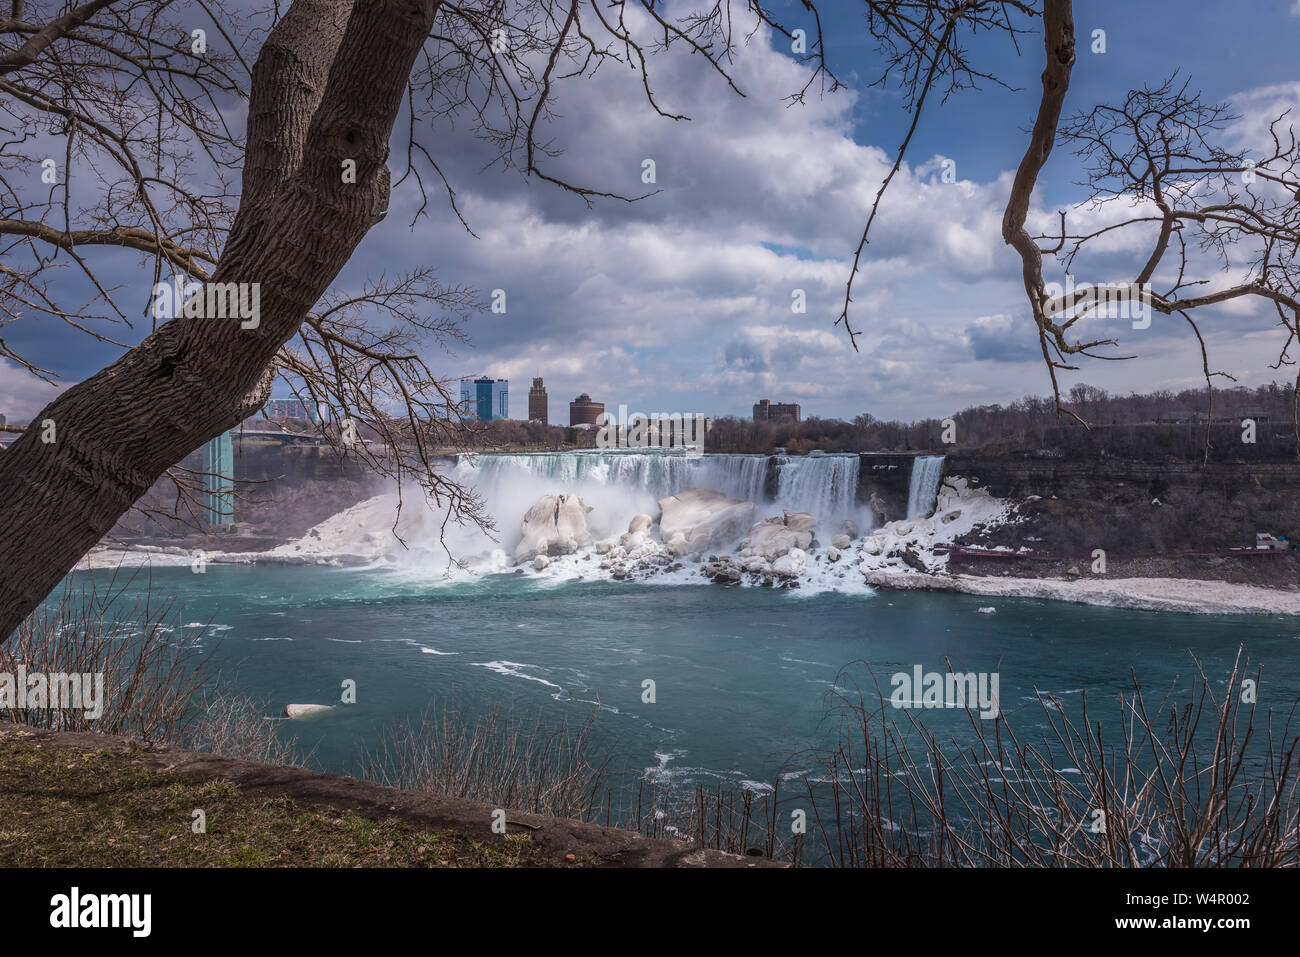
[[943, 455, 1300, 554], [856, 453, 916, 523]]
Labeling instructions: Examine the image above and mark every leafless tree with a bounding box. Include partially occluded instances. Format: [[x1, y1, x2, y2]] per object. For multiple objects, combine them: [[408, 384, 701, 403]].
[[0, 0, 838, 640], [1003, 0, 1300, 459], [836, 1, 1299, 459]]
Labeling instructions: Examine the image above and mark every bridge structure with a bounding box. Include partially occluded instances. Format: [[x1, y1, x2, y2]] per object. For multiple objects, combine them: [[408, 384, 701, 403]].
[[201, 430, 234, 526]]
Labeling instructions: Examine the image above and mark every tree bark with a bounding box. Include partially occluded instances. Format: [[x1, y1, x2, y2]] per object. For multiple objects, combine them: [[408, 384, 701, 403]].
[[0, 0, 441, 639]]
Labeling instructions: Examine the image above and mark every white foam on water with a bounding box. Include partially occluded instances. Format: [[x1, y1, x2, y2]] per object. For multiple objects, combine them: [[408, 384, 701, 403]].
[[469, 660, 562, 690]]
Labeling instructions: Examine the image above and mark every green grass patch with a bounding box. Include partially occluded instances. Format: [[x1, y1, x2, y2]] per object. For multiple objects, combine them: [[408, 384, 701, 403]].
[[0, 742, 563, 867]]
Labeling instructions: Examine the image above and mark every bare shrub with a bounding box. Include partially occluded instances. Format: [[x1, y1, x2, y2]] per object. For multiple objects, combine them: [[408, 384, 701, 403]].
[[357, 704, 607, 820], [181, 689, 307, 768], [801, 652, 1300, 867], [625, 777, 801, 862], [2, 568, 208, 742], [4, 568, 302, 767]]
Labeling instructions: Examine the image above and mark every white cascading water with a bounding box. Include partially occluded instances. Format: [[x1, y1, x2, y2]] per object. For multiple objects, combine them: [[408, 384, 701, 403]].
[[266, 450, 877, 587], [452, 450, 869, 552], [773, 452, 861, 524], [905, 455, 946, 519]]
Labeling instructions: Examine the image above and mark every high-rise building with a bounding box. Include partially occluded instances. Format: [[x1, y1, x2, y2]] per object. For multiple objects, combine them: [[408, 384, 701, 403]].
[[569, 393, 604, 427], [753, 399, 801, 423], [460, 377, 509, 421], [528, 377, 548, 423]]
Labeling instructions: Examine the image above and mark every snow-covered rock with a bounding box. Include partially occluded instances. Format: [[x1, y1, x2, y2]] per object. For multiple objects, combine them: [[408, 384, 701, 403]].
[[620, 513, 655, 548], [772, 548, 807, 577], [856, 478, 1019, 578], [740, 511, 816, 560], [657, 488, 756, 557], [284, 704, 333, 719], [783, 511, 817, 533], [515, 493, 594, 562]]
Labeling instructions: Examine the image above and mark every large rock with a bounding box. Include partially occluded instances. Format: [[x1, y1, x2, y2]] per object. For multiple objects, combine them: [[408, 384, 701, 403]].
[[620, 513, 653, 548], [515, 493, 594, 562], [740, 512, 815, 560], [657, 488, 756, 557], [771, 547, 807, 577], [783, 511, 816, 533], [898, 546, 928, 573], [704, 560, 742, 584]]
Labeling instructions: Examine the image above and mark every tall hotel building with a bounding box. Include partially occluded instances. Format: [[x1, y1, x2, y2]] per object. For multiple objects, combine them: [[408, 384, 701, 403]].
[[528, 377, 548, 423], [460, 377, 509, 421]]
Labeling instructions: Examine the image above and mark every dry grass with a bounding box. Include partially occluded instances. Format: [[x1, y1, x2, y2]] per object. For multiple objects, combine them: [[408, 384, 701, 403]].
[[798, 650, 1300, 867], [0, 742, 555, 867], [357, 703, 606, 820], [3, 569, 307, 768], [2, 569, 208, 742]]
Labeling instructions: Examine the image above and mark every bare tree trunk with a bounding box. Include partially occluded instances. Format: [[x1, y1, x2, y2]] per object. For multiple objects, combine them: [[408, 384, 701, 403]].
[[0, 0, 441, 640]]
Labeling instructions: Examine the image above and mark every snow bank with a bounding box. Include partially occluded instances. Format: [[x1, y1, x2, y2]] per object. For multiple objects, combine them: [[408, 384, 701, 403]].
[[856, 477, 1017, 577], [861, 570, 1300, 616]]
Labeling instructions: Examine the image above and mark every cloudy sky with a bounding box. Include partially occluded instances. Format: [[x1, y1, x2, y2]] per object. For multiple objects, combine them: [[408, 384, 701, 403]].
[[3, 0, 1299, 424]]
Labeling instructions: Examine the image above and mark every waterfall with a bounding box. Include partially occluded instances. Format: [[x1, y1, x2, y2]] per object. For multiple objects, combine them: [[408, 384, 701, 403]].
[[460, 451, 770, 503], [905, 455, 946, 519], [773, 452, 860, 523], [453, 450, 867, 544]]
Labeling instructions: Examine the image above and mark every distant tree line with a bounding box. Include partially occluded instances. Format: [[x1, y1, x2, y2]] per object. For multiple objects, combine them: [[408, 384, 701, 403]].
[[704, 382, 1300, 462]]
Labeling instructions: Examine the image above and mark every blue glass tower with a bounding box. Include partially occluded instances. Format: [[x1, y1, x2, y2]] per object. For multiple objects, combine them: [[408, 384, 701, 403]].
[[460, 377, 508, 420]]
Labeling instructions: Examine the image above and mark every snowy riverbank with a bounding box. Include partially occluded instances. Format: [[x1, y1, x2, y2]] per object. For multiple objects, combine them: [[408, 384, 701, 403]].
[[862, 568, 1300, 615]]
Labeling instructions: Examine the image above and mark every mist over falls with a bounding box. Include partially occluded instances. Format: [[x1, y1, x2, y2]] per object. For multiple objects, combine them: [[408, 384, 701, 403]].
[[449, 451, 876, 560]]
